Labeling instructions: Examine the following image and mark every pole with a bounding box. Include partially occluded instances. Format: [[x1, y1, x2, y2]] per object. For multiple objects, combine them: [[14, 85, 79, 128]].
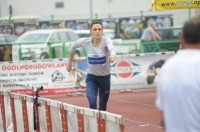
[[51, 14, 54, 22], [188, 8, 191, 19], [0, 4, 1, 17], [90, 0, 93, 21]]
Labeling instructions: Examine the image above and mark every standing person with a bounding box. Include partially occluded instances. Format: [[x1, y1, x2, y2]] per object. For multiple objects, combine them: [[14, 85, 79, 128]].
[[58, 21, 65, 28], [141, 21, 162, 53], [67, 21, 116, 111], [156, 16, 200, 132]]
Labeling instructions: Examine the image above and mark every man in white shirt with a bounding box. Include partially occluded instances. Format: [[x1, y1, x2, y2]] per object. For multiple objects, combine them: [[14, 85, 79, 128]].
[[156, 16, 200, 132], [67, 21, 116, 111]]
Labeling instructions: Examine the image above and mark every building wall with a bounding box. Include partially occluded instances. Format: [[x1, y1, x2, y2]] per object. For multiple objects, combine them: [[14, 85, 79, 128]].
[[0, 0, 197, 26], [6, 0, 151, 18]]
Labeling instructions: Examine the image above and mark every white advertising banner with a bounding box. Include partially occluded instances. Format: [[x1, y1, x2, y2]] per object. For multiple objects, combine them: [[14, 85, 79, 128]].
[[111, 52, 175, 90], [0, 52, 175, 94], [0, 59, 76, 91]]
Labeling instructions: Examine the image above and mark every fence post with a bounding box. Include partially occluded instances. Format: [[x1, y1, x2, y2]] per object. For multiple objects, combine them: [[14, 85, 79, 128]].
[[62, 42, 66, 58], [97, 112, 106, 132], [19, 44, 22, 60], [33, 102, 41, 132], [60, 104, 68, 132], [77, 109, 84, 132], [10, 95, 17, 132], [120, 124, 125, 132], [45, 101, 53, 132], [48, 43, 53, 59], [21, 96, 29, 132], [188, 8, 191, 19], [0, 93, 6, 131]]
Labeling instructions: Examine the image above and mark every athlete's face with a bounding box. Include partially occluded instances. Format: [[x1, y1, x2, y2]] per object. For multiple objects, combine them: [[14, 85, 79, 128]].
[[90, 24, 103, 39]]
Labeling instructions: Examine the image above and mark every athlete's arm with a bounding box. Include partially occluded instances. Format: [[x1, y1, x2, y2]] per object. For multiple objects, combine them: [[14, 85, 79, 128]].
[[67, 53, 74, 72], [67, 38, 84, 72], [152, 31, 162, 41], [105, 37, 116, 63], [108, 55, 116, 63]]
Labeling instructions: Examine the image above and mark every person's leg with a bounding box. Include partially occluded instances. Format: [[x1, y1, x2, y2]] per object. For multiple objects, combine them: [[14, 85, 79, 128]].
[[98, 74, 110, 111], [150, 43, 160, 52], [86, 74, 98, 109], [143, 44, 152, 53], [141, 40, 150, 53]]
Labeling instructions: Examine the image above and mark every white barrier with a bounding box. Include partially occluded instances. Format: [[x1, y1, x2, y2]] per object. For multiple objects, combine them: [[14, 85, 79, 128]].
[[111, 52, 175, 90], [0, 90, 125, 132]]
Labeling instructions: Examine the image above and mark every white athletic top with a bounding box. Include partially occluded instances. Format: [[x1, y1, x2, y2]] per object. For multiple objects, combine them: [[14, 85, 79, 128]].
[[70, 37, 116, 76], [141, 26, 154, 41], [156, 49, 200, 132]]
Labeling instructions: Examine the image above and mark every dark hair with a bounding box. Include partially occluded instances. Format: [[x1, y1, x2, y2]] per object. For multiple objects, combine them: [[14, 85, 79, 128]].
[[182, 16, 200, 44], [90, 21, 103, 29]]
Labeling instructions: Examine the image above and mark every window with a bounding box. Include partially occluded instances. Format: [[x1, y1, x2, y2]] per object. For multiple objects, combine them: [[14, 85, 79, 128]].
[[16, 34, 49, 43], [55, 2, 64, 8], [49, 33, 60, 42], [67, 32, 79, 41], [58, 32, 69, 41], [5, 36, 18, 43]]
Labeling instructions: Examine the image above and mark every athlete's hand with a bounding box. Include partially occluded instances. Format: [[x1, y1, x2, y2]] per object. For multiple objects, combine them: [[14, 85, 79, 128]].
[[67, 62, 72, 72], [109, 55, 116, 63]]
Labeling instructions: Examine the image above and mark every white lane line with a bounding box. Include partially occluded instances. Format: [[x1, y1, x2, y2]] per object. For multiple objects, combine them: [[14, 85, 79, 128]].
[[110, 98, 156, 108], [125, 118, 163, 129]]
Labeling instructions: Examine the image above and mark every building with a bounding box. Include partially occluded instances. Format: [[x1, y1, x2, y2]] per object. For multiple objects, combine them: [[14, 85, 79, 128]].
[[0, 0, 199, 26]]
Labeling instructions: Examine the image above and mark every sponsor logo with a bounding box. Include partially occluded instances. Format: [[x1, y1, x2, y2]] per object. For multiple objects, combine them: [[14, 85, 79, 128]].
[[92, 55, 99, 57], [51, 70, 65, 83], [111, 60, 141, 78]]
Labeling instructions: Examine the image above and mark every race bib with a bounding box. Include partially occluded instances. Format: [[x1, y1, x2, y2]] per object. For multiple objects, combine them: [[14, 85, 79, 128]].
[[88, 53, 106, 66]]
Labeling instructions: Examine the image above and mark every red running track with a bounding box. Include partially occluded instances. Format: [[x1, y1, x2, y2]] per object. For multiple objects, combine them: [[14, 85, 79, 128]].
[[41, 88, 164, 132]]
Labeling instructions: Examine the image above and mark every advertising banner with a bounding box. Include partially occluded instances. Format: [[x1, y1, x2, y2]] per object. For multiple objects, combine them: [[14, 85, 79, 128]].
[[0, 59, 76, 91], [110, 52, 175, 90], [118, 17, 144, 39], [64, 19, 90, 30], [0, 25, 12, 34], [75, 19, 90, 30], [0, 52, 175, 94], [144, 15, 173, 28], [14, 22, 37, 36], [102, 19, 116, 29], [117, 15, 173, 39], [150, 0, 200, 11]]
